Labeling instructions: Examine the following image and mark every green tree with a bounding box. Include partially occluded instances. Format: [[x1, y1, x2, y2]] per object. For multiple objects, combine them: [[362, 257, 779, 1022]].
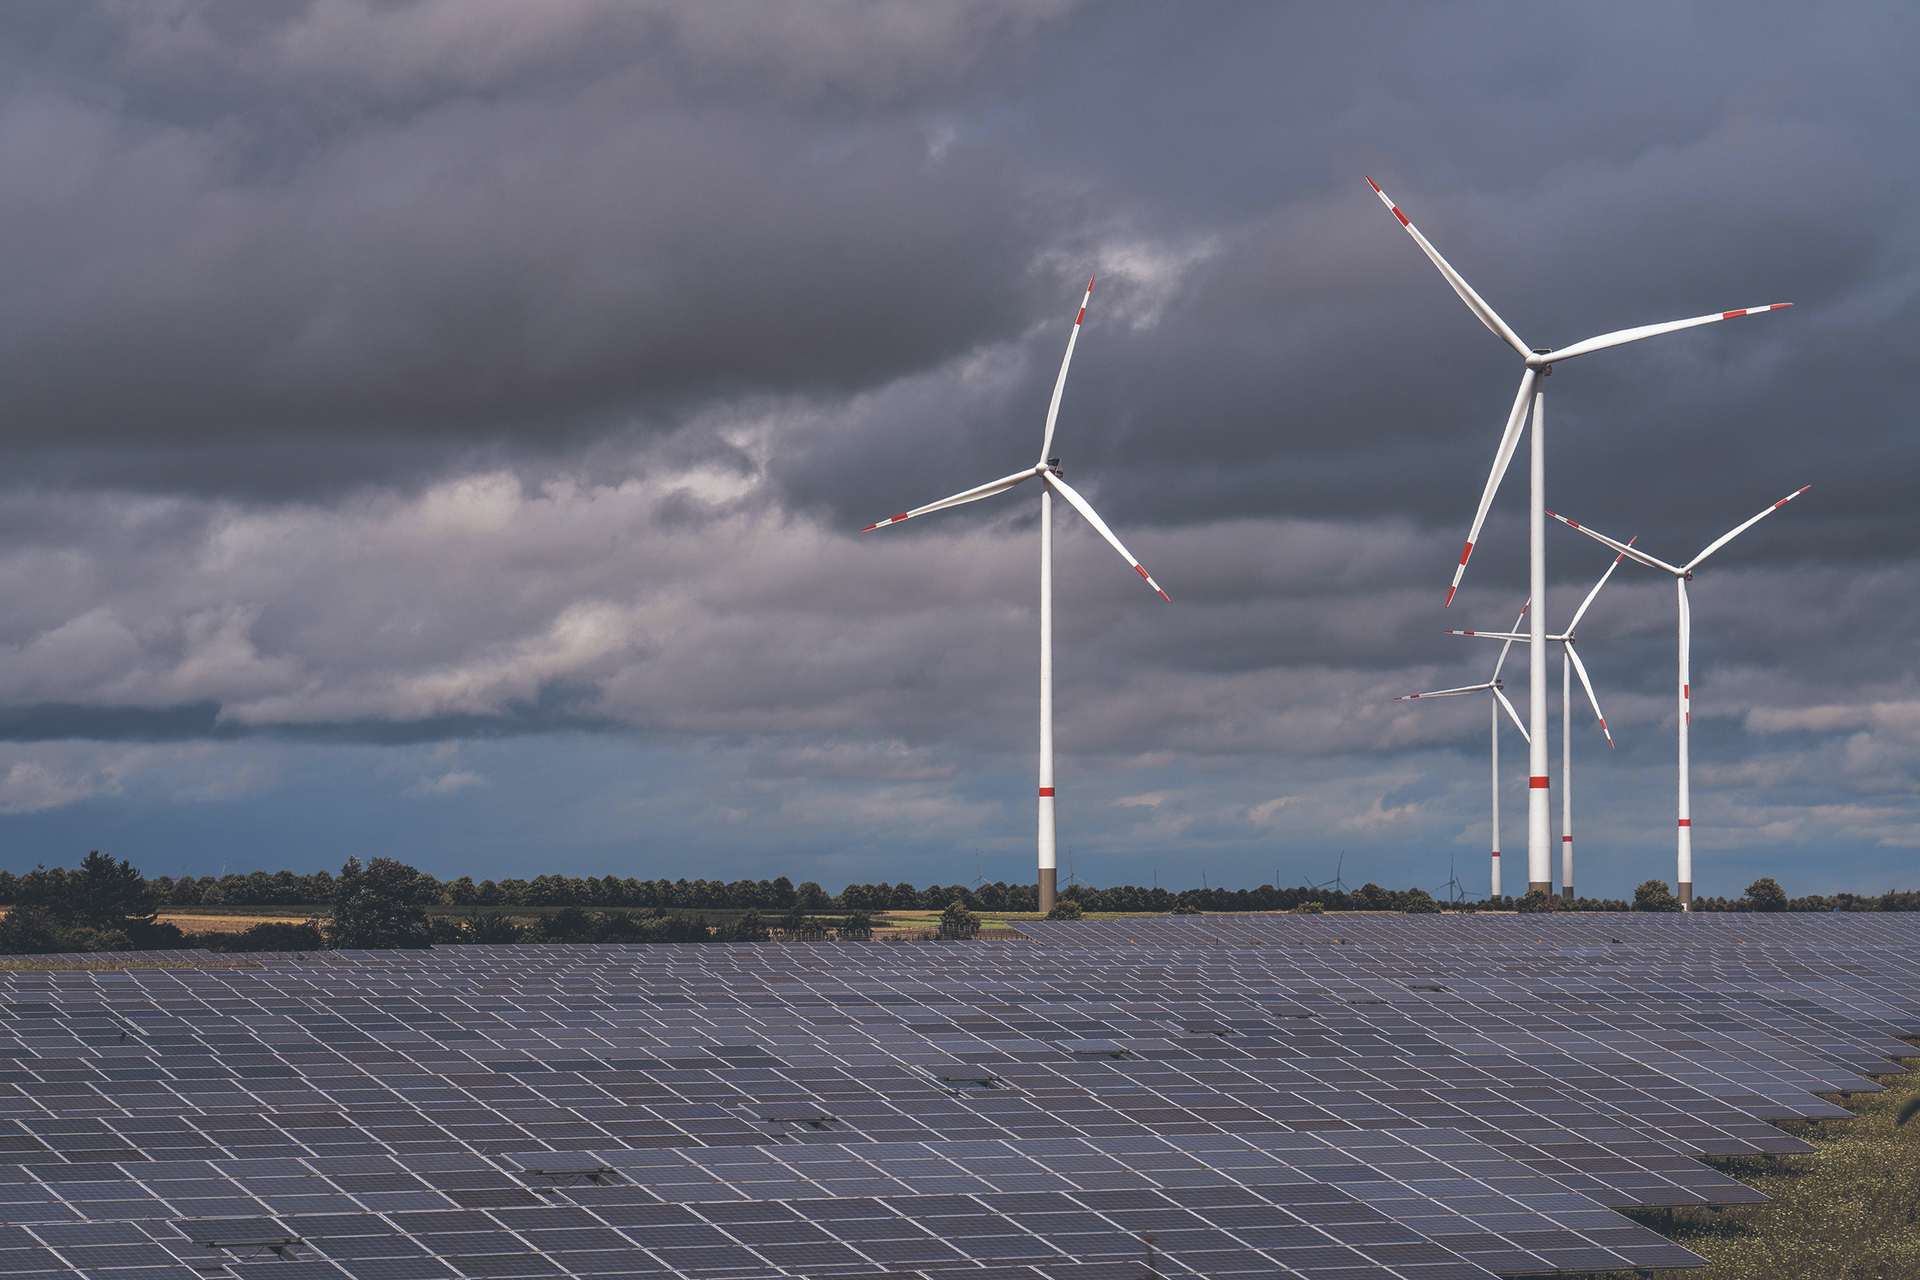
[[732, 908, 770, 942], [839, 910, 873, 940], [1633, 879, 1682, 913], [1744, 877, 1788, 912], [1516, 889, 1568, 914], [1402, 888, 1441, 914], [69, 852, 158, 930], [1045, 899, 1084, 921], [940, 899, 981, 938], [326, 857, 433, 949], [0, 904, 67, 954]]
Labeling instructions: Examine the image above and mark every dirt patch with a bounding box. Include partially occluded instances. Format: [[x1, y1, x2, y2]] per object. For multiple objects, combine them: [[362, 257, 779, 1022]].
[[158, 913, 317, 934]]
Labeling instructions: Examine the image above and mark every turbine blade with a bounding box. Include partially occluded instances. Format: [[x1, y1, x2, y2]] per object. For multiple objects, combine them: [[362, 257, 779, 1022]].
[[1445, 629, 1528, 641], [1490, 600, 1529, 680], [1038, 276, 1095, 466], [861, 468, 1034, 531], [1492, 685, 1529, 742], [1447, 369, 1538, 606], [1565, 538, 1635, 632], [1685, 486, 1811, 571], [1043, 472, 1170, 600], [1395, 682, 1495, 701], [1366, 177, 1531, 359], [1547, 511, 1684, 575], [1566, 643, 1613, 747], [1544, 304, 1792, 364]]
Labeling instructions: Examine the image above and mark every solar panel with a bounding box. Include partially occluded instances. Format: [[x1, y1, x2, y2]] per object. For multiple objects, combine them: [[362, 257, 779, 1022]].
[[3, 917, 1916, 1277]]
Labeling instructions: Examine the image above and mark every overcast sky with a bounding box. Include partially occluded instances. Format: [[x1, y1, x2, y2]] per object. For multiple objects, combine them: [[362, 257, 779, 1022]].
[[0, 1, 1912, 900]]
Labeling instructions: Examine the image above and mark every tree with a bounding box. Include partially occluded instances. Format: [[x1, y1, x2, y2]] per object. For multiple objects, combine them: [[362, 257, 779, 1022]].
[[0, 904, 67, 955], [839, 910, 873, 940], [732, 908, 770, 942], [1402, 889, 1441, 914], [1516, 889, 1567, 914], [795, 881, 832, 912], [940, 899, 981, 938], [69, 852, 158, 930], [1045, 899, 1084, 921], [1633, 879, 1682, 913], [1743, 878, 1788, 912], [326, 857, 433, 949]]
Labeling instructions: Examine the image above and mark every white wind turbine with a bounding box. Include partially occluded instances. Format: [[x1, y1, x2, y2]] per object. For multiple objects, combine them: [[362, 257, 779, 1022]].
[[1447, 546, 1632, 903], [1549, 486, 1810, 909], [861, 278, 1168, 914], [1394, 602, 1529, 899], [1366, 175, 1792, 896]]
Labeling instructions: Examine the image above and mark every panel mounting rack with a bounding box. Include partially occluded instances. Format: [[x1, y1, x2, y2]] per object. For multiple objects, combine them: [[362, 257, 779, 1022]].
[[522, 1165, 618, 1185], [194, 1238, 303, 1261], [751, 1108, 836, 1129]]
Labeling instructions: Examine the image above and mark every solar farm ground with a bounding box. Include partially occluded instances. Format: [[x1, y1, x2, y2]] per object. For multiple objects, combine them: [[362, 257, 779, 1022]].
[[0, 913, 1914, 1280]]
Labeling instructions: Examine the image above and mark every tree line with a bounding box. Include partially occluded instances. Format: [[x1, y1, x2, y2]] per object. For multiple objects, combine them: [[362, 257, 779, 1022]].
[[0, 855, 1913, 956]]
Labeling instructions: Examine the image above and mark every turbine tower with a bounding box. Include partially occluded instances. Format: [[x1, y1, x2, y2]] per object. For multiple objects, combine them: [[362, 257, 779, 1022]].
[[1365, 175, 1791, 896], [862, 279, 1169, 914], [1449, 547, 1629, 901], [1550, 486, 1809, 909], [1395, 602, 1529, 898]]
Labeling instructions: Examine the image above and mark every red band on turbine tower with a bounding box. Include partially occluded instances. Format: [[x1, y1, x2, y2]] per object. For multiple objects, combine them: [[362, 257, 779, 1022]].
[[1563, 835, 1572, 842], [1491, 851, 1500, 857], [1678, 818, 1691, 827], [1038, 787, 1055, 797], [1530, 776, 1550, 788]]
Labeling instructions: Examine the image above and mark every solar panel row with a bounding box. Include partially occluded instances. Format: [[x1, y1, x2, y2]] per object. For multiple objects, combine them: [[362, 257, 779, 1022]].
[[0, 913, 1912, 1278]]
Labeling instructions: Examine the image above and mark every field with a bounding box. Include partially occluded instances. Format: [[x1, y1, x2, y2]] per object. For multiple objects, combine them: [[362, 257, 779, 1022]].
[[1593, 1049, 1920, 1279]]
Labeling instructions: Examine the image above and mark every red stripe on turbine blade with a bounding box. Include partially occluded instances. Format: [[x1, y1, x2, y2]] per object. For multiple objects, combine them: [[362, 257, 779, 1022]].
[[1076, 307, 1085, 324], [1038, 787, 1055, 797], [891, 514, 909, 523], [1722, 309, 1744, 320], [1136, 565, 1151, 580], [1365, 175, 1381, 192], [1088, 275, 1096, 289], [1445, 583, 1458, 608], [1529, 776, 1550, 788], [1393, 207, 1410, 226], [1683, 684, 1689, 698], [1772, 302, 1792, 309], [1458, 541, 1473, 566]]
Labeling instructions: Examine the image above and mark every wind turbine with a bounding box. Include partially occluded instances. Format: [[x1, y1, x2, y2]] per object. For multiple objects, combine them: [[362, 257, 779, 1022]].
[[1448, 547, 1631, 902], [1549, 486, 1810, 909], [1394, 602, 1529, 898], [861, 278, 1168, 914], [1365, 175, 1792, 896]]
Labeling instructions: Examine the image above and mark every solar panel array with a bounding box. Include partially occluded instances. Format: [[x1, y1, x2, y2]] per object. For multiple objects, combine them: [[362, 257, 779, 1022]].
[[0, 912, 1915, 1280]]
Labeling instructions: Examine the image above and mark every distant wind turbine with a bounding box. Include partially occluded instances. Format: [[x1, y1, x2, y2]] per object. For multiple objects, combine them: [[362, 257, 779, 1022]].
[[1549, 486, 1810, 910], [1366, 174, 1792, 897], [1395, 602, 1529, 898], [1448, 546, 1631, 901], [861, 279, 1168, 914]]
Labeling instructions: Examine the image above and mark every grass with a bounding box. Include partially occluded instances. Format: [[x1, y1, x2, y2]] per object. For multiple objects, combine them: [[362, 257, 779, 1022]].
[[1599, 1049, 1920, 1279]]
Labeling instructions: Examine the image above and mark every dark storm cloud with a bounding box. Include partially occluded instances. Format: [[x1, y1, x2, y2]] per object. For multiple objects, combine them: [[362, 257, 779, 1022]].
[[0, 1, 1912, 891]]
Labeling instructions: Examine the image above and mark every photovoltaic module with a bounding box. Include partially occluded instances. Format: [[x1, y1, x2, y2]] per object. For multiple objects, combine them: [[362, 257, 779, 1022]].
[[0, 912, 1914, 1278]]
